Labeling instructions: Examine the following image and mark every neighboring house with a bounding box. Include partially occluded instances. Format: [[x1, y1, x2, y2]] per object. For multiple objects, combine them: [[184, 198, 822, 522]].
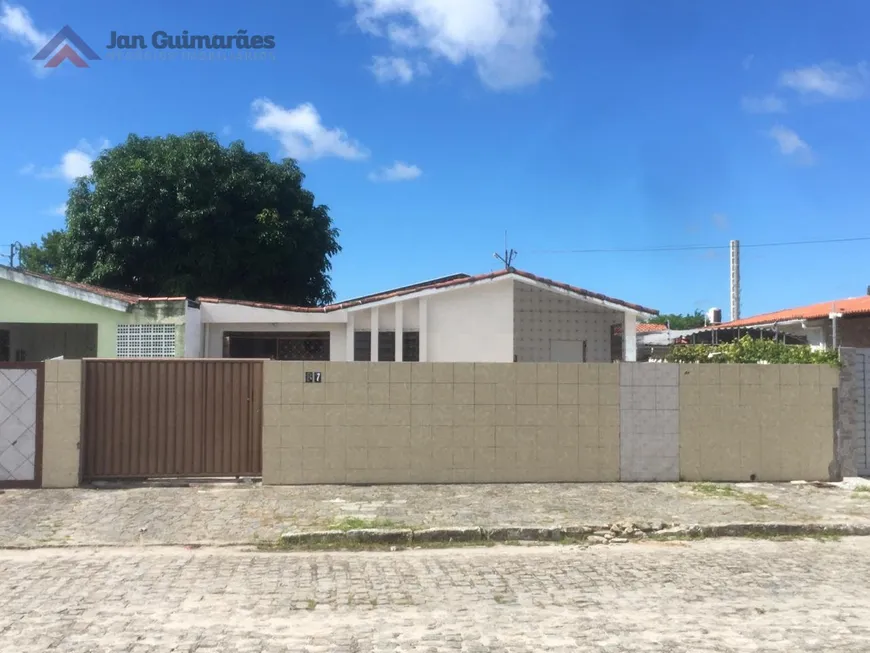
[[609, 323, 667, 361], [0, 266, 197, 361], [718, 294, 870, 350], [0, 266, 657, 362]]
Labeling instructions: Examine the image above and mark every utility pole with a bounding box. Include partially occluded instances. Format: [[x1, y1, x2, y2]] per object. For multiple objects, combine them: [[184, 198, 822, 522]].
[[0, 242, 22, 269]]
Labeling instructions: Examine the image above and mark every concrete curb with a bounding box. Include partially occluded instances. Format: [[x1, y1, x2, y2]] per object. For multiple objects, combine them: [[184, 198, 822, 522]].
[[280, 522, 870, 546]]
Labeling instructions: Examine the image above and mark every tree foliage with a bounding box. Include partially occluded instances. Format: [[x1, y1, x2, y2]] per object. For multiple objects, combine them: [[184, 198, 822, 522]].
[[664, 335, 840, 366], [19, 230, 66, 276], [22, 133, 341, 305], [646, 310, 707, 330]]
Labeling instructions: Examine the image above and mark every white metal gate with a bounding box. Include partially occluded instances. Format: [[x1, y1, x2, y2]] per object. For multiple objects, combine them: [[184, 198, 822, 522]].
[[0, 363, 43, 488]]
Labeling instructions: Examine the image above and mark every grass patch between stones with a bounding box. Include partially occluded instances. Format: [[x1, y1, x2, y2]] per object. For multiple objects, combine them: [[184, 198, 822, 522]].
[[328, 516, 406, 531], [691, 483, 776, 508], [853, 487, 870, 500]]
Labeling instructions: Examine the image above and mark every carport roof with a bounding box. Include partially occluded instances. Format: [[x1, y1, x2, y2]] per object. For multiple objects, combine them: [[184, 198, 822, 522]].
[[0, 266, 186, 311]]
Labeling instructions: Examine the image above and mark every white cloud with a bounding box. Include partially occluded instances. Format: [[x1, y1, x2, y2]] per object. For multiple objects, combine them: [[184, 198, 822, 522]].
[[741, 94, 786, 114], [18, 162, 35, 175], [767, 125, 813, 164], [251, 98, 368, 161], [34, 139, 109, 182], [48, 203, 66, 216], [0, 2, 53, 75], [350, 0, 551, 90], [779, 62, 869, 101], [369, 55, 415, 84], [0, 2, 48, 48], [369, 161, 422, 182]]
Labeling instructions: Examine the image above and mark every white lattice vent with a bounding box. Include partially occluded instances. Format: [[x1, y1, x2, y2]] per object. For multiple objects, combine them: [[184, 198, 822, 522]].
[[116, 325, 177, 358]]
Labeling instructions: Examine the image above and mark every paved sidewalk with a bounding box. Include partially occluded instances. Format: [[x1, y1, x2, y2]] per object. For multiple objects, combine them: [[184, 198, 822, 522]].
[[1, 480, 869, 547], [2, 539, 870, 651]]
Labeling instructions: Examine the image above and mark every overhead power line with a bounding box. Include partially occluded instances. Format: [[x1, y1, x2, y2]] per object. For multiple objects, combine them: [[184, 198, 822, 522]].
[[530, 235, 870, 255]]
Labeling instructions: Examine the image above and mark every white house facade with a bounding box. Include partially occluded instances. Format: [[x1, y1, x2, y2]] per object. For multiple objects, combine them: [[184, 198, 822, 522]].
[[195, 270, 657, 363]]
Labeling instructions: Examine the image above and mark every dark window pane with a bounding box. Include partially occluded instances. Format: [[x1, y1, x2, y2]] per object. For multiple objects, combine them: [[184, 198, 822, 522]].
[[0, 329, 9, 362], [354, 331, 371, 362], [402, 331, 420, 362], [378, 331, 395, 362], [227, 336, 277, 359]]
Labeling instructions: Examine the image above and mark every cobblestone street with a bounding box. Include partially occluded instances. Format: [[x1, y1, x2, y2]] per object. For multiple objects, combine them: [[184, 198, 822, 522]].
[[2, 538, 870, 652]]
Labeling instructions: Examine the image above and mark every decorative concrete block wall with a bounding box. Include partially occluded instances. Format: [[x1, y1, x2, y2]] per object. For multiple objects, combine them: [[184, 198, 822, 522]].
[[619, 363, 680, 481], [678, 363, 839, 482], [41, 360, 82, 488], [513, 283, 622, 363], [262, 361, 621, 484], [838, 348, 868, 477]]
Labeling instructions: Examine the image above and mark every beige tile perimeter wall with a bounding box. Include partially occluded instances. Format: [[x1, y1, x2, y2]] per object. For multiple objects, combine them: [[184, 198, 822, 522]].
[[262, 362, 620, 484], [263, 361, 840, 484], [678, 363, 839, 482], [42, 360, 83, 488]]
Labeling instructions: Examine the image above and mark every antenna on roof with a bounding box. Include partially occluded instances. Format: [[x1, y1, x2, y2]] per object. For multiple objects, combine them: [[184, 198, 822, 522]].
[[493, 231, 517, 271]]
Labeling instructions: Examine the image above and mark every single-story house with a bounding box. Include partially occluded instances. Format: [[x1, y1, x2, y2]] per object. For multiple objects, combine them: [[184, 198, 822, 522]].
[[0, 266, 197, 360], [1, 265, 657, 362], [717, 292, 870, 350]]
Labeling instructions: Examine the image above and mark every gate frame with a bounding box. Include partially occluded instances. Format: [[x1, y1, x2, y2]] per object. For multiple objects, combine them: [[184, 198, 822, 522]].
[[0, 362, 44, 489]]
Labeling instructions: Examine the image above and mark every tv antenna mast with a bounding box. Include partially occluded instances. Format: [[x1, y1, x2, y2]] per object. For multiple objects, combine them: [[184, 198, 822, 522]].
[[494, 231, 517, 271]]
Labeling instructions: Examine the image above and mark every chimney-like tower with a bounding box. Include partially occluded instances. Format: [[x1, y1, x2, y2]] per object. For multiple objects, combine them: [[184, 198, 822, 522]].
[[730, 240, 740, 321]]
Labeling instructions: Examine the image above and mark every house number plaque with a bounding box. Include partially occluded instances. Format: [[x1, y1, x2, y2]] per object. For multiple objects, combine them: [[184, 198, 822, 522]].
[[304, 371, 322, 383]]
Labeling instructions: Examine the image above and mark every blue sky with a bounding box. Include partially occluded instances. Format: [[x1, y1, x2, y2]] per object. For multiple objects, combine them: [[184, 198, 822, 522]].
[[1, 0, 869, 317]]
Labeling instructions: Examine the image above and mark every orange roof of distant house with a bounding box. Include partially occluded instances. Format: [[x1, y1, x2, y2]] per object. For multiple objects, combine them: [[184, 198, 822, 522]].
[[722, 296, 870, 328], [613, 323, 668, 335]]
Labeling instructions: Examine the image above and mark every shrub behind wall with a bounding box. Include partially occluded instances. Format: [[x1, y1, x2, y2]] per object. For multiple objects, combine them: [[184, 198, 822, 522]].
[[664, 335, 841, 366]]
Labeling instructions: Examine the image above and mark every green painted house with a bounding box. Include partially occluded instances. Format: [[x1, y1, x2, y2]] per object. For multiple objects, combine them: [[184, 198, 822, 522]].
[[0, 266, 200, 361]]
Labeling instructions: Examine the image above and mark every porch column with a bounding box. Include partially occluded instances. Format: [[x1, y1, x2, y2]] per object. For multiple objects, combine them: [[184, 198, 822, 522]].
[[370, 307, 379, 362], [346, 312, 355, 361], [419, 298, 428, 362], [395, 302, 404, 362], [623, 312, 637, 362]]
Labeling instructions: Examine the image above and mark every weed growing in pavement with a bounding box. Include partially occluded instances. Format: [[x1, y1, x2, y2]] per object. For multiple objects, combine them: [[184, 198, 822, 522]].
[[328, 516, 406, 531], [691, 483, 775, 508]]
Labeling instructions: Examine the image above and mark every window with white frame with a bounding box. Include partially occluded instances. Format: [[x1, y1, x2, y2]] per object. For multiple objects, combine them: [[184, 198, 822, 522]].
[[116, 324, 177, 358]]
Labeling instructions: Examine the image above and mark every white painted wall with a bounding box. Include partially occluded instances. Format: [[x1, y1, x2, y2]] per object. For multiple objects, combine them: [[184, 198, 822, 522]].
[[513, 282, 623, 363], [426, 279, 514, 362], [184, 302, 202, 357], [205, 322, 348, 360]]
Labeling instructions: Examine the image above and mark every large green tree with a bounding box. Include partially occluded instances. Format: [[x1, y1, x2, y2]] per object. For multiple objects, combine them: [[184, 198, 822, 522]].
[[23, 133, 340, 305]]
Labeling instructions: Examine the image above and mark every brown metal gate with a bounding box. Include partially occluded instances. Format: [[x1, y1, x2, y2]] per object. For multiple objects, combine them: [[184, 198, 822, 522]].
[[82, 359, 263, 479]]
